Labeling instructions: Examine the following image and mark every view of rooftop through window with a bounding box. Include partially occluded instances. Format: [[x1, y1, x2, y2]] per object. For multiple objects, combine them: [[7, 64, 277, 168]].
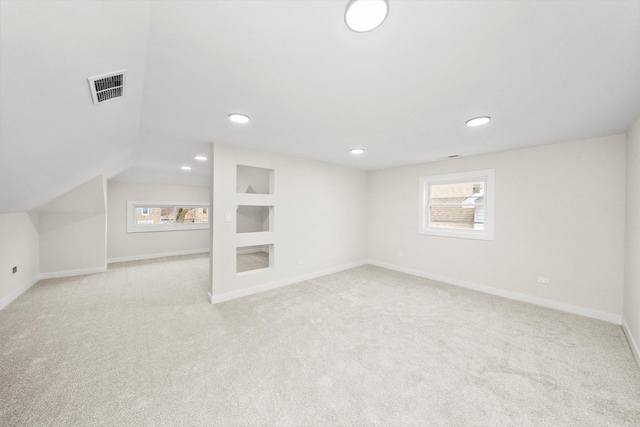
[[136, 206, 208, 225], [429, 181, 485, 230]]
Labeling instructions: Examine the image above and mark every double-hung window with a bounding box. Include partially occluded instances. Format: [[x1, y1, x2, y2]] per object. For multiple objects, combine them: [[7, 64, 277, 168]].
[[127, 201, 209, 233], [419, 169, 494, 240]]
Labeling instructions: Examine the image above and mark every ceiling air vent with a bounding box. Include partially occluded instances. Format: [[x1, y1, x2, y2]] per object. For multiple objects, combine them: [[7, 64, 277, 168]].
[[87, 70, 126, 105]]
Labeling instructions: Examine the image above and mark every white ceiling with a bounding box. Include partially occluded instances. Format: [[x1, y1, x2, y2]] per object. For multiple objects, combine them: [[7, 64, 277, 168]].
[[1, 0, 639, 213]]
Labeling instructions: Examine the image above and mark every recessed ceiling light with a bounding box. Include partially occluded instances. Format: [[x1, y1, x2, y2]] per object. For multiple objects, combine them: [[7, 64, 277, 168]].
[[350, 148, 365, 154], [345, 0, 389, 32], [194, 155, 208, 161], [466, 116, 491, 127], [229, 113, 250, 124], [181, 166, 192, 171]]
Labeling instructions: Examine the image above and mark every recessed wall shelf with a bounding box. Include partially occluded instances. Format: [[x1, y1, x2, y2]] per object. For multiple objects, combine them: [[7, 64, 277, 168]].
[[235, 164, 276, 275], [237, 165, 274, 194], [236, 244, 273, 274], [237, 205, 273, 233]]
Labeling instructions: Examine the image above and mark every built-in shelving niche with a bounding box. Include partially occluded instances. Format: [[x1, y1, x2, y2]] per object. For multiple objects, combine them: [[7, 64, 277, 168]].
[[236, 206, 273, 233], [236, 244, 273, 274], [236, 165, 275, 275], [236, 165, 274, 195]]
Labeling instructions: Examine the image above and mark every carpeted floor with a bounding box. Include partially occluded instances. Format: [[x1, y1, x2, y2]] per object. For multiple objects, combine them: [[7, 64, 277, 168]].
[[1, 254, 639, 426]]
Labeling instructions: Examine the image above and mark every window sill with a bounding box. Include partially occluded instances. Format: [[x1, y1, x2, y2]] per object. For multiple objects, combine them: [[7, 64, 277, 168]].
[[127, 224, 210, 233], [419, 228, 494, 241]]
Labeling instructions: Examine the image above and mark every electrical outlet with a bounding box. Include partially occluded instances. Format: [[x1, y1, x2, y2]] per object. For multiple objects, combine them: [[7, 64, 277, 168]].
[[12, 266, 17, 274], [298, 259, 304, 265], [537, 276, 550, 285], [398, 252, 404, 257]]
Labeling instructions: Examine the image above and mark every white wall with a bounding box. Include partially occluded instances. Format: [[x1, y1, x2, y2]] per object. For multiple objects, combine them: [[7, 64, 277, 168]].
[[368, 135, 626, 320], [210, 143, 368, 300], [39, 176, 107, 275], [624, 116, 640, 364], [39, 213, 107, 274], [107, 180, 210, 261], [0, 212, 39, 307]]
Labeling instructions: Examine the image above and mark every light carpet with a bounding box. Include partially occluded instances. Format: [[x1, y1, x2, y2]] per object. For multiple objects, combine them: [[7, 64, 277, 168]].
[[1, 254, 639, 426]]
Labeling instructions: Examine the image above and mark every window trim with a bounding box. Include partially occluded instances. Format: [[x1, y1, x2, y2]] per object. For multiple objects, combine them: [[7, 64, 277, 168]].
[[419, 169, 495, 241], [127, 201, 210, 233]]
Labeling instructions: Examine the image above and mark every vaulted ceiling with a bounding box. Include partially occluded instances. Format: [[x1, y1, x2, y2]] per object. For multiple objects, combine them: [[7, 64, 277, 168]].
[[1, 1, 639, 213]]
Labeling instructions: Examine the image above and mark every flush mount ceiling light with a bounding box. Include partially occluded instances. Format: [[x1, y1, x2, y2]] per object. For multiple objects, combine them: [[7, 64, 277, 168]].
[[181, 166, 192, 171], [345, 0, 389, 32], [194, 155, 208, 161], [350, 148, 365, 154], [229, 113, 250, 124], [466, 116, 491, 127]]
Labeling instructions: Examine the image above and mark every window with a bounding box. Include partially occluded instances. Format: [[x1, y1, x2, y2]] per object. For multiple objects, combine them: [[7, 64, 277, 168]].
[[419, 169, 494, 240], [127, 201, 210, 233]]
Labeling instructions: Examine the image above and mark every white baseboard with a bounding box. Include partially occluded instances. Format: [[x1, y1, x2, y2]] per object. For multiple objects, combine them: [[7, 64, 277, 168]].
[[209, 260, 368, 304], [622, 317, 640, 369], [39, 265, 108, 280], [108, 248, 209, 264], [367, 259, 622, 325], [2, 265, 110, 311], [0, 275, 40, 311]]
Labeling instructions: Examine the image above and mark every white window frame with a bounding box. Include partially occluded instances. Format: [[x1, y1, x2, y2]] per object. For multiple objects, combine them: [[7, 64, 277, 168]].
[[127, 201, 210, 233], [419, 169, 495, 241]]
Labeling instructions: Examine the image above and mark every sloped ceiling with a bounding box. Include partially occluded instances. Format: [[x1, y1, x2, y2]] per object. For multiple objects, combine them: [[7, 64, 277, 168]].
[[0, 1, 150, 213], [1, 0, 639, 213]]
